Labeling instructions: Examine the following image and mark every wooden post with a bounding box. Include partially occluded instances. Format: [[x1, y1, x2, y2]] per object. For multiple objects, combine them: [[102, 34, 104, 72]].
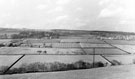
[[93, 48, 95, 68]]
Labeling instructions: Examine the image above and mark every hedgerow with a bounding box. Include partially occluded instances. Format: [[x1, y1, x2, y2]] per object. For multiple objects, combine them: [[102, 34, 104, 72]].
[[0, 60, 106, 74]]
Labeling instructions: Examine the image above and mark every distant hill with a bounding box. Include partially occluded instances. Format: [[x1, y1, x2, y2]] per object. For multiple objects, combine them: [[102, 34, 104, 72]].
[[0, 28, 135, 40], [0, 28, 135, 35]]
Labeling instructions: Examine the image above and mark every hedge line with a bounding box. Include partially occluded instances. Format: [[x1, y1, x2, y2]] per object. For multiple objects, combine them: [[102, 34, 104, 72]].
[[0, 60, 106, 74]]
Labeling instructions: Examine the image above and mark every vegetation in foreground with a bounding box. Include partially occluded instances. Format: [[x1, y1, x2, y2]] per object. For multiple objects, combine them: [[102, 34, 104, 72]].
[[0, 60, 107, 75], [0, 59, 124, 75]]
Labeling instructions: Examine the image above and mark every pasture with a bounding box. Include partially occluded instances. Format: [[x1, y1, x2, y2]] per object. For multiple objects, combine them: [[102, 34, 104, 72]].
[[0, 37, 135, 76]]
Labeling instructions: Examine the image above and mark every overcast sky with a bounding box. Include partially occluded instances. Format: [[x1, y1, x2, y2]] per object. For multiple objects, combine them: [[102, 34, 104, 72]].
[[0, 0, 135, 32]]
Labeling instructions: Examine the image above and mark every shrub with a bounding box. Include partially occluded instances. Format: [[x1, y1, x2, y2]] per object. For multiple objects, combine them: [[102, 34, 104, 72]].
[[111, 60, 122, 66], [73, 60, 91, 69], [94, 61, 105, 68], [0, 60, 106, 74]]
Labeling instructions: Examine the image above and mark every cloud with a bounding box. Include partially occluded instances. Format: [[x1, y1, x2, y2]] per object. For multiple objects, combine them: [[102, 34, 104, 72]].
[[47, 6, 63, 13], [76, 7, 83, 11], [99, 0, 110, 5], [36, 4, 47, 10], [99, 0, 123, 17], [99, 0, 135, 18], [55, 15, 69, 21], [98, 0, 135, 32], [99, 7, 123, 17], [1, 0, 135, 32], [56, 0, 71, 5]]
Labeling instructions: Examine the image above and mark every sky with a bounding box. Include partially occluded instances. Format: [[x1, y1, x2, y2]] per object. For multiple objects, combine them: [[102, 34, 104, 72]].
[[0, 0, 135, 32]]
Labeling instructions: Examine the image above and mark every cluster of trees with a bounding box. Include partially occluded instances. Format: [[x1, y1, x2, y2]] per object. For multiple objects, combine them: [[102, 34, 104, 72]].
[[11, 31, 59, 39], [0, 60, 105, 74], [0, 39, 23, 47]]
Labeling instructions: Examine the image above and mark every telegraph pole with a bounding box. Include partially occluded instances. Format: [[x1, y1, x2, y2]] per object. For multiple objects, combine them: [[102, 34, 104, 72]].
[[93, 48, 95, 68]]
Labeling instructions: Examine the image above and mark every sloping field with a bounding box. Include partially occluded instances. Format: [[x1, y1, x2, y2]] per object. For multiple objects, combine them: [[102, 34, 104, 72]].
[[0, 47, 125, 55], [113, 45, 135, 54], [83, 48, 128, 55], [95, 48, 128, 55], [105, 55, 135, 64], [24, 39, 61, 43], [59, 35, 95, 39], [52, 43, 81, 48], [1, 65, 135, 79], [0, 47, 85, 55], [80, 43, 112, 48], [23, 39, 105, 45], [0, 55, 109, 68], [0, 55, 21, 67], [104, 39, 135, 45], [60, 39, 105, 43], [21, 42, 112, 48]]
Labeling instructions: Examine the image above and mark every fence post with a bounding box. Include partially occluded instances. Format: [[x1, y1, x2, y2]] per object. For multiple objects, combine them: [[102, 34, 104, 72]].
[[93, 48, 95, 68]]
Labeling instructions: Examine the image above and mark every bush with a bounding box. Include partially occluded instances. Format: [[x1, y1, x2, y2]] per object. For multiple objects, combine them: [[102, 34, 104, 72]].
[[94, 61, 105, 68], [73, 60, 92, 69], [111, 60, 122, 66]]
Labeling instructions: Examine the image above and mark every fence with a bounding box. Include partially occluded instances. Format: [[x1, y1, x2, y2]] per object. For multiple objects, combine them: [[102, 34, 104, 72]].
[[0, 46, 132, 75]]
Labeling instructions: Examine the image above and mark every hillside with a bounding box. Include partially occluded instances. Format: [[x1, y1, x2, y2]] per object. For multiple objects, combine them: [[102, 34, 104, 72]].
[[1, 65, 135, 79], [1, 28, 135, 40]]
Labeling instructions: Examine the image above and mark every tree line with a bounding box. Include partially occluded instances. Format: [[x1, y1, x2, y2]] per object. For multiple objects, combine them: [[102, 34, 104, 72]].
[[11, 31, 59, 39]]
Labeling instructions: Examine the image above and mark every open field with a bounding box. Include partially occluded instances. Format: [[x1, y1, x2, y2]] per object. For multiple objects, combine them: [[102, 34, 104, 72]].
[[104, 39, 135, 45], [60, 39, 105, 43], [1, 38, 135, 71], [24, 38, 105, 43], [1, 29, 135, 77], [1, 54, 135, 69], [59, 35, 95, 39], [12, 55, 109, 68], [113, 45, 135, 54], [0, 47, 128, 55], [0, 55, 22, 67], [0, 55, 110, 67], [105, 55, 135, 64], [1, 65, 135, 79], [0, 47, 85, 54]]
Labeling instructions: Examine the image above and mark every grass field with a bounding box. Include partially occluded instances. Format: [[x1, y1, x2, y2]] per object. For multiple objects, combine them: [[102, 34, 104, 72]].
[[113, 45, 135, 54], [0, 55, 21, 67], [104, 39, 135, 45], [0, 47, 86, 54], [105, 55, 135, 64], [0, 55, 109, 68], [1, 38, 135, 77]]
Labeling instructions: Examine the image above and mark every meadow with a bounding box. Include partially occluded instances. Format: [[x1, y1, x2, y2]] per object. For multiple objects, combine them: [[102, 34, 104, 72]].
[[0, 29, 135, 77]]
